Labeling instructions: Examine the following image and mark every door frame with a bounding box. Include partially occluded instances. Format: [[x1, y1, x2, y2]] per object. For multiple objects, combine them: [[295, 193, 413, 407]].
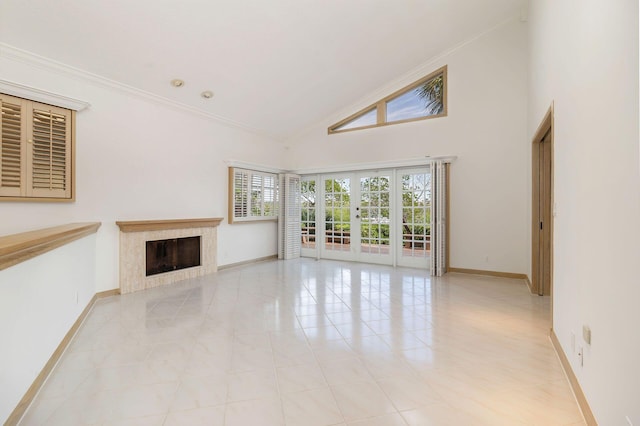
[[531, 104, 554, 299], [299, 161, 450, 271]]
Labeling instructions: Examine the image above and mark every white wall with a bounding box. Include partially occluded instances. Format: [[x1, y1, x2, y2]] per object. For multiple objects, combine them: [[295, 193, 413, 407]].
[[0, 235, 97, 424], [0, 53, 287, 291], [286, 18, 529, 275], [529, 1, 640, 424], [0, 47, 286, 424]]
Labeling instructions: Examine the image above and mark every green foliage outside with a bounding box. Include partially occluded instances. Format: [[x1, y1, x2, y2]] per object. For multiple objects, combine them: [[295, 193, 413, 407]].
[[417, 74, 444, 115], [300, 174, 432, 244], [301, 180, 318, 236], [401, 174, 431, 239], [323, 179, 351, 233]]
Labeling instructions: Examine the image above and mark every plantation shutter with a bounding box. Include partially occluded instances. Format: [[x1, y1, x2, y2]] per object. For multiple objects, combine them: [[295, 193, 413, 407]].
[[0, 94, 26, 197], [263, 175, 276, 217], [229, 167, 279, 223], [430, 160, 447, 276], [251, 173, 263, 216], [278, 173, 301, 260], [231, 168, 249, 221], [1, 93, 74, 200], [28, 102, 72, 198]]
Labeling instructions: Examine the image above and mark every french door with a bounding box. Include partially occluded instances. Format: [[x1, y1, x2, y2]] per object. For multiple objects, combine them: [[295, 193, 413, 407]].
[[314, 172, 391, 265], [396, 168, 432, 268], [300, 176, 318, 258], [300, 167, 433, 269], [321, 174, 355, 260], [357, 172, 392, 264]]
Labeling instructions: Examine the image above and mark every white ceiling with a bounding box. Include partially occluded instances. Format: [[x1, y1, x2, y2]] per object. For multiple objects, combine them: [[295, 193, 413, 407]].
[[0, 0, 525, 141]]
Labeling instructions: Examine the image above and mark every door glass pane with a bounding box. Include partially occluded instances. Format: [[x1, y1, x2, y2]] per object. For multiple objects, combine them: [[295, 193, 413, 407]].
[[401, 172, 431, 258], [360, 175, 390, 255], [325, 178, 351, 252], [301, 179, 316, 249]]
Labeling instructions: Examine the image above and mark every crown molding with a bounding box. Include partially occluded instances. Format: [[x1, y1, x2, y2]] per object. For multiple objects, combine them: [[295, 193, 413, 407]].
[[0, 79, 90, 111], [0, 43, 279, 140]]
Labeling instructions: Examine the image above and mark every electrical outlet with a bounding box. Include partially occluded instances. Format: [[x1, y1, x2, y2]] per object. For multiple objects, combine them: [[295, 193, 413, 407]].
[[578, 346, 584, 367]]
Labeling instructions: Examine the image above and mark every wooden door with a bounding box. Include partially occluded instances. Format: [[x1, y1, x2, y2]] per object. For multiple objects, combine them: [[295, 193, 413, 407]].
[[539, 132, 552, 295], [532, 125, 553, 296]]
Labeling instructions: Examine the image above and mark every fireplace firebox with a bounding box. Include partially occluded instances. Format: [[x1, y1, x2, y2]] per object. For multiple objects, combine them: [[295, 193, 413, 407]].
[[145, 236, 201, 276]]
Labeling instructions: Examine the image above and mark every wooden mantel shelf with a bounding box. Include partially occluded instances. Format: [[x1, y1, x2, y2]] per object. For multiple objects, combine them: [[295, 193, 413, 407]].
[[116, 218, 223, 233], [0, 222, 101, 271]]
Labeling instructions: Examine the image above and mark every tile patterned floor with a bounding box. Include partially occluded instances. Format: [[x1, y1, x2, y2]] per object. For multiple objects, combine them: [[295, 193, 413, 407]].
[[20, 259, 585, 425]]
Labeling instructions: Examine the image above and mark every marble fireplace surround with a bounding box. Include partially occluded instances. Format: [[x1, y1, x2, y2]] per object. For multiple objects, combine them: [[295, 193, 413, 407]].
[[116, 218, 223, 294]]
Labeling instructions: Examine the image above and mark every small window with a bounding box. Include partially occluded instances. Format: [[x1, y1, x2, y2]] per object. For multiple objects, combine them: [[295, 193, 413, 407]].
[[329, 65, 447, 134], [229, 167, 278, 223], [1, 93, 74, 201], [333, 107, 377, 132], [251, 173, 277, 217]]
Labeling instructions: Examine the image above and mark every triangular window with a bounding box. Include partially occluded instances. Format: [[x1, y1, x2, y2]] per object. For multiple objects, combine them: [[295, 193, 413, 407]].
[[329, 65, 447, 134], [333, 107, 377, 132]]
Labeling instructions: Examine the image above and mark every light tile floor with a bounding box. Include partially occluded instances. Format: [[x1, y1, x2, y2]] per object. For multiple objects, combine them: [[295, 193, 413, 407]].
[[20, 259, 585, 425]]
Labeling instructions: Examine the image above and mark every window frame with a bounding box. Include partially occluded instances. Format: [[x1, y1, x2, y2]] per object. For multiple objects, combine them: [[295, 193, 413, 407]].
[[328, 65, 447, 134], [228, 167, 279, 224], [0, 92, 76, 202]]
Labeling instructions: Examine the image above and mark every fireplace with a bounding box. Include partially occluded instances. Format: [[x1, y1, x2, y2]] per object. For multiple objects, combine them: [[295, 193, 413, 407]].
[[146, 236, 201, 276], [116, 218, 222, 294]]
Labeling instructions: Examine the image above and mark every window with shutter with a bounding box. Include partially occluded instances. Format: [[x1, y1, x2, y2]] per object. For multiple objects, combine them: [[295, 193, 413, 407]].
[[0, 96, 26, 197], [0, 93, 74, 201], [29, 103, 72, 198], [228, 167, 278, 223], [233, 169, 249, 219], [263, 175, 276, 217], [251, 173, 264, 217]]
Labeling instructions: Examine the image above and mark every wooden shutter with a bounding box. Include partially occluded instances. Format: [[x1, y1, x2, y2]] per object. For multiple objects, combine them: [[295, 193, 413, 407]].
[[229, 168, 249, 222], [27, 102, 72, 198], [278, 173, 301, 260], [430, 160, 447, 276], [263, 175, 276, 217], [0, 94, 27, 197], [229, 167, 280, 223], [251, 173, 263, 217]]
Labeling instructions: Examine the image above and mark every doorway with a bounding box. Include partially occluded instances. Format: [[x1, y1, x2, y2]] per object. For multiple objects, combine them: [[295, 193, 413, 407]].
[[396, 168, 432, 268], [531, 106, 554, 296], [319, 171, 393, 265], [300, 166, 436, 269]]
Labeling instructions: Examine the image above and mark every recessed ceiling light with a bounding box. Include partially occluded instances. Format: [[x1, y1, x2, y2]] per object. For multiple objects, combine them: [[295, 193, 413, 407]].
[[171, 79, 185, 88], [201, 91, 214, 99]]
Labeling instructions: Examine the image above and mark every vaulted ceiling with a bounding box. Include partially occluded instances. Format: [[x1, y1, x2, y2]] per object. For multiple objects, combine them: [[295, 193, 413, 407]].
[[0, 0, 525, 140]]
